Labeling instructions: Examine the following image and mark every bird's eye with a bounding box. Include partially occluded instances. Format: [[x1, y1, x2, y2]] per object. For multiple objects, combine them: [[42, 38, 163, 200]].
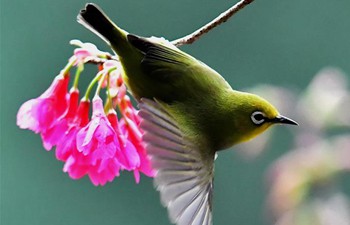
[[251, 111, 266, 125]]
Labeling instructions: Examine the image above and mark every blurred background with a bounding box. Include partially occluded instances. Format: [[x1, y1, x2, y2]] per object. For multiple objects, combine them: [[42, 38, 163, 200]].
[[1, 0, 350, 225]]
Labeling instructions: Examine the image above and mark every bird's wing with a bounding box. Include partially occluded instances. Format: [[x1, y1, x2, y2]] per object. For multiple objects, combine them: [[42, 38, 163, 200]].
[[127, 34, 230, 89], [139, 98, 215, 225]]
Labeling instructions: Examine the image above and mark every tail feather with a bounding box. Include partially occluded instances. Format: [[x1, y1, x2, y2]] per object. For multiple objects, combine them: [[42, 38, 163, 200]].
[[78, 3, 127, 50]]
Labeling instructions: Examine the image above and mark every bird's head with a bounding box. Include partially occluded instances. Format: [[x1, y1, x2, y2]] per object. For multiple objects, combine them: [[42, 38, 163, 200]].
[[231, 92, 298, 144]]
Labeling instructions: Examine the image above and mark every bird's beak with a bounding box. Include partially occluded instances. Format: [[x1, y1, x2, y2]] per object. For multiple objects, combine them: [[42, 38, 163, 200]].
[[272, 115, 298, 126]]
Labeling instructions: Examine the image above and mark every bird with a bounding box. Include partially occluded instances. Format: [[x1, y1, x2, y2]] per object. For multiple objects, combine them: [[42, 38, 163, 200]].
[[78, 3, 298, 225]]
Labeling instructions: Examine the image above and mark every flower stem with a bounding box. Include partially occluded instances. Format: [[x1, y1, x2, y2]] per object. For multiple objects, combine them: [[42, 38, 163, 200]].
[[61, 56, 77, 76], [94, 67, 117, 97], [73, 63, 84, 90], [104, 73, 113, 112], [83, 71, 104, 101]]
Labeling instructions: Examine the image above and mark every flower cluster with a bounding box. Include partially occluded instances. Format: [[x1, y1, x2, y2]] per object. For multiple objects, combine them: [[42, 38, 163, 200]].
[[17, 40, 154, 185]]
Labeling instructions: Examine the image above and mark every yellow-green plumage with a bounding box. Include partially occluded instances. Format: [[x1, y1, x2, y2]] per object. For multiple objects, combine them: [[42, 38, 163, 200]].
[[78, 4, 297, 225]]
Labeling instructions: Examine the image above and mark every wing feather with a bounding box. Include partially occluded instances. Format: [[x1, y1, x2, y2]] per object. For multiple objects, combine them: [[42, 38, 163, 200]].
[[139, 98, 214, 225]]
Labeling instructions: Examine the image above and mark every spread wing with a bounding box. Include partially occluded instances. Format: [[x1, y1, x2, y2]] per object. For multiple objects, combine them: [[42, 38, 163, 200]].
[[139, 98, 215, 225]]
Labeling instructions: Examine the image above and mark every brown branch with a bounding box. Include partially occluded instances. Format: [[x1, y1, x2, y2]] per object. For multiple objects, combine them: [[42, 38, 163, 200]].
[[171, 0, 255, 47], [83, 54, 119, 64]]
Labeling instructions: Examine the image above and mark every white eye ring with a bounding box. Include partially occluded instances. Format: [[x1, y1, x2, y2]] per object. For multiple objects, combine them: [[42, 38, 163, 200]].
[[251, 111, 266, 125]]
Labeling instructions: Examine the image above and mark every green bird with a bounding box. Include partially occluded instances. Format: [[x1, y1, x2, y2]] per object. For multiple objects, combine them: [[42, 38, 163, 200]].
[[78, 4, 297, 225]]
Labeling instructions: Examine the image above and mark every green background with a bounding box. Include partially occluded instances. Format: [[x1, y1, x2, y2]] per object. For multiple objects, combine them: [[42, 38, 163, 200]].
[[1, 0, 350, 225]]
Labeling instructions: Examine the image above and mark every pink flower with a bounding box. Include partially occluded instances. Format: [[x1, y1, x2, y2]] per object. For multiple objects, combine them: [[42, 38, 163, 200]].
[[118, 93, 140, 124], [55, 99, 90, 161], [119, 117, 155, 183], [17, 74, 69, 134], [63, 147, 91, 180], [100, 60, 122, 98], [16, 40, 159, 186], [40, 89, 79, 150], [118, 94, 155, 183], [112, 92, 155, 183], [76, 96, 120, 164], [107, 111, 140, 171], [63, 134, 122, 186], [70, 40, 105, 65], [62, 95, 122, 186], [88, 159, 121, 186], [60, 98, 122, 186], [64, 152, 121, 186]]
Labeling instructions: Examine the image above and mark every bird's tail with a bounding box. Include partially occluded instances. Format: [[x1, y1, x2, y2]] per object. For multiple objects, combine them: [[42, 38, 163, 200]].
[[78, 3, 128, 53]]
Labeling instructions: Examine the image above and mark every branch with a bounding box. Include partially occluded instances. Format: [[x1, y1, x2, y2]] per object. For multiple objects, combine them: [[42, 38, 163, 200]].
[[83, 55, 119, 64], [171, 0, 255, 47]]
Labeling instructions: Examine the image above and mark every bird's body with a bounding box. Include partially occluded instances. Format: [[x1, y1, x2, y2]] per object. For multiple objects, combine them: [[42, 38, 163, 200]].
[[78, 4, 297, 225]]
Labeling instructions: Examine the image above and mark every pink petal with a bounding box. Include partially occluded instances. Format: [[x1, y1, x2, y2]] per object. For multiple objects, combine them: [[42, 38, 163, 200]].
[[91, 96, 105, 116], [64, 151, 91, 179], [40, 74, 69, 115], [123, 140, 140, 168], [103, 60, 119, 69], [41, 118, 68, 150], [17, 74, 69, 134], [138, 151, 156, 177], [78, 118, 100, 148], [88, 158, 121, 186], [124, 117, 142, 141], [40, 90, 79, 150], [65, 90, 79, 119], [74, 48, 91, 61], [76, 96, 120, 169], [134, 170, 140, 184], [56, 127, 77, 161], [73, 100, 90, 127], [17, 99, 41, 132], [63, 155, 75, 173], [56, 99, 90, 161]]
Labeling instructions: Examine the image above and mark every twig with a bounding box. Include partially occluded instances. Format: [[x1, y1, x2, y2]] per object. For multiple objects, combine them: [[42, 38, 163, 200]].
[[171, 0, 255, 47], [83, 55, 119, 64]]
